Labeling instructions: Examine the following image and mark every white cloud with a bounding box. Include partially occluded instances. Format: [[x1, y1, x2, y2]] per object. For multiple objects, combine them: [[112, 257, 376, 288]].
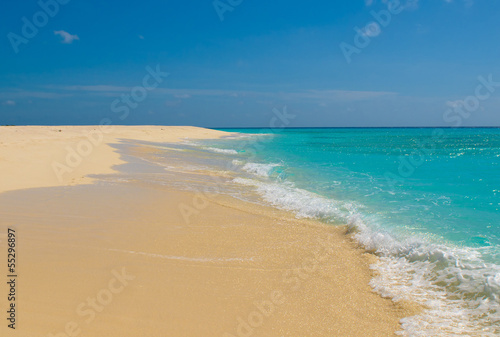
[[2, 100, 16, 106], [365, 0, 374, 6], [52, 85, 127, 92], [443, 0, 474, 7], [0, 90, 72, 99], [45, 85, 397, 103], [361, 22, 382, 37], [289, 89, 397, 101], [54, 30, 79, 44]]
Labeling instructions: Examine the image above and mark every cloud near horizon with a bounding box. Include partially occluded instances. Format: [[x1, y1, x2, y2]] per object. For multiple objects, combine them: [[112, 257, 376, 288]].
[[39, 85, 397, 102]]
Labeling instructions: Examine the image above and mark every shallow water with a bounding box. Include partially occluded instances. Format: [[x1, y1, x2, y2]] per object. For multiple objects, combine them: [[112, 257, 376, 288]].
[[132, 128, 500, 336]]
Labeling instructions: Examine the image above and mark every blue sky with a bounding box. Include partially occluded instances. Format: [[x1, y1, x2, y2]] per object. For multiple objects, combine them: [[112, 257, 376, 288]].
[[1, 0, 500, 127]]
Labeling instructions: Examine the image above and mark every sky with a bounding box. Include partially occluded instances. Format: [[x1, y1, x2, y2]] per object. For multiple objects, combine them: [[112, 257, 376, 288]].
[[1, 0, 500, 127]]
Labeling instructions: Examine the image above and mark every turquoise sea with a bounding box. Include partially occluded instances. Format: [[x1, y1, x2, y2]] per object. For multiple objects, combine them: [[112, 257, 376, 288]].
[[158, 128, 500, 335]]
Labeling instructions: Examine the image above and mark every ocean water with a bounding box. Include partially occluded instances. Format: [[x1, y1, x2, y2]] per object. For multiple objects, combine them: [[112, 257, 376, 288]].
[[155, 128, 500, 335]]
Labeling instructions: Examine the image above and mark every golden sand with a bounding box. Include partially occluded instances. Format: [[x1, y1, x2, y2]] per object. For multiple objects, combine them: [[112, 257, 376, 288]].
[[0, 125, 228, 193], [0, 126, 415, 336]]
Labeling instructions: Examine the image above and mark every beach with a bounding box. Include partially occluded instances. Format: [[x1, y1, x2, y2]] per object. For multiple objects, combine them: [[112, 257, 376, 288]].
[[0, 125, 229, 193], [0, 126, 414, 336]]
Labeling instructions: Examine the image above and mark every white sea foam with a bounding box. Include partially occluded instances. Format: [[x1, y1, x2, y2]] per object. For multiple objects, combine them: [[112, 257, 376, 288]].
[[222, 134, 257, 139], [351, 218, 500, 336], [204, 147, 239, 155], [241, 163, 280, 178], [232, 177, 355, 220], [232, 176, 500, 336], [180, 140, 200, 146]]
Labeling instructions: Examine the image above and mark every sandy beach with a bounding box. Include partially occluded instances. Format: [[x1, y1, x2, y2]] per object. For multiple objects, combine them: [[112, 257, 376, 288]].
[[0, 126, 415, 336], [0, 125, 229, 193]]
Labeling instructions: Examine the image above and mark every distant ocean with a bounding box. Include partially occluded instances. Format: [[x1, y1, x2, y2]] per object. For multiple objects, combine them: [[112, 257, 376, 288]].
[[156, 128, 500, 335]]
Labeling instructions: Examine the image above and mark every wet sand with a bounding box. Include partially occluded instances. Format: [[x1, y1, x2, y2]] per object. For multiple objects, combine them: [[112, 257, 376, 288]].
[[0, 126, 415, 336], [0, 125, 228, 193]]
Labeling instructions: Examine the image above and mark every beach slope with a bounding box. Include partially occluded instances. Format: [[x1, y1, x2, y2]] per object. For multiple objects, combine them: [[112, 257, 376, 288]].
[[0, 126, 412, 336]]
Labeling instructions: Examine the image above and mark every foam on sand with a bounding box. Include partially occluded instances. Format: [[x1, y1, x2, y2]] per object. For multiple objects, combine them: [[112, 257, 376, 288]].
[[232, 176, 500, 336], [203, 147, 239, 155], [241, 163, 281, 177]]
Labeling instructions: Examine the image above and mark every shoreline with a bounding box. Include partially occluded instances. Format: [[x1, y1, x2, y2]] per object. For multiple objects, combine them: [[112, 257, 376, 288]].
[[0, 125, 229, 194], [0, 126, 416, 336]]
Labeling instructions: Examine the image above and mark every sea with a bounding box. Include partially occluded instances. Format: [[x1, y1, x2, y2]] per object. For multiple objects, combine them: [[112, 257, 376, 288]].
[[148, 127, 500, 336]]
